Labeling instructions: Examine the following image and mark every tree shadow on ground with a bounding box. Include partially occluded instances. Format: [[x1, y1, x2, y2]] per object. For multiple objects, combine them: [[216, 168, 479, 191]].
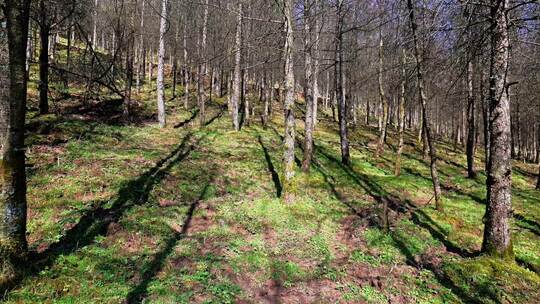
[[125, 174, 216, 304], [307, 143, 495, 303], [32, 131, 201, 261], [257, 135, 282, 198], [0, 130, 205, 298], [174, 109, 199, 128]]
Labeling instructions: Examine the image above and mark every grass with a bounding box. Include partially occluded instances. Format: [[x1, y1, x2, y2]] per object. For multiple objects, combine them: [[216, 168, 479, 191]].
[[5, 45, 540, 302]]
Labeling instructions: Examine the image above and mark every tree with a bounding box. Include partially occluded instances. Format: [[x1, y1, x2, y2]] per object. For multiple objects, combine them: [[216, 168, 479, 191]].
[[335, 0, 350, 166], [375, 24, 389, 159], [0, 0, 31, 286], [464, 3, 478, 179], [395, 49, 406, 176], [156, 0, 168, 128], [406, 0, 442, 210], [282, 0, 296, 201], [33, 0, 76, 115], [302, 0, 314, 172], [481, 0, 513, 259], [231, 1, 243, 131]]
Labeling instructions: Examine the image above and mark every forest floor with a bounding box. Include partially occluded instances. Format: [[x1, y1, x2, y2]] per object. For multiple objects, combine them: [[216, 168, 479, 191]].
[[5, 79, 540, 303]]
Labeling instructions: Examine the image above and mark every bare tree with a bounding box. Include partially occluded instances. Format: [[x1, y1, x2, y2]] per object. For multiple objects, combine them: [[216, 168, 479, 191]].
[[407, 0, 442, 210], [335, 0, 350, 166]]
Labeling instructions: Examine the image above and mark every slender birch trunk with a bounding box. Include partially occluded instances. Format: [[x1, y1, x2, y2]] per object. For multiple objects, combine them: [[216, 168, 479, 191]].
[[156, 0, 168, 127], [231, 2, 243, 131]]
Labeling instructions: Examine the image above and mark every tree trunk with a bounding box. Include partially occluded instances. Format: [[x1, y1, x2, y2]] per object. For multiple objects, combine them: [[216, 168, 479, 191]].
[[336, 0, 350, 166], [302, 0, 314, 172], [312, 0, 320, 128], [136, 0, 145, 92], [183, 24, 189, 109], [0, 0, 31, 285], [375, 29, 389, 158], [466, 59, 477, 178], [92, 0, 98, 50], [231, 3, 243, 131], [407, 0, 442, 210], [242, 69, 249, 126], [395, 49, 406, 176], [124, 34, 134, 120], [156, 0, 168, 128], [197, 0, 209, 127], [537, 111, 540, 189], [481, 0, 513, 259], [64, 26, 72, 91], [38, 0, 49, 115], [283, 0, 296, 201]]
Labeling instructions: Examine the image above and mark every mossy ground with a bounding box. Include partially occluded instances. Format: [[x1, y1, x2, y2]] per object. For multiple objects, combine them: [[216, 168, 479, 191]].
[[5, 52, 540, 303]]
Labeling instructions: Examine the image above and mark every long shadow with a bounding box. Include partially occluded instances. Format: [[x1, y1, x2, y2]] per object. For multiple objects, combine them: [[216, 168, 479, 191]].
[[514, 214, 540, 237], [402, 167, 540, 239], [311, 144, 494, 302], [267, 125, 302, 168], [257, 135, 282, 198], [390, 233, 488, 304], [315, 144, 476, 257], [204, 104, 227, 126], [17, 132, 203, 293], [38, 132, 198, 256], [125, 177, 214, 304], [174, 109, 199, 128], [514, 166, 537, 180]]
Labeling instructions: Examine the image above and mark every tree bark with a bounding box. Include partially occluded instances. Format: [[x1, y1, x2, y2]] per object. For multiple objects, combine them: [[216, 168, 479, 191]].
[[38, 0, 49, 115], [183, 23, 189, 110], [283, 0, 296, 201], [231, 2, 243, 131], [335, 0, 350, 166], [198, 0, 209, 127], [375, 29, 388, 158], [0, 0, 30, 285], [466, 59, 477, 178], [92, 0, 98, 50], [395, 49, 406, 176], [312, 0, 320, 128], [407, 0, 442, 210], [156, 0, 168, 128], [481, 0, 513, 259], [302, 0, 314, 172]]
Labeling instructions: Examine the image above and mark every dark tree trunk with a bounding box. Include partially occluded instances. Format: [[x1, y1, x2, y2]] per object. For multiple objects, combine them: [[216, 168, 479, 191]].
[[0, 0, 31, 285], [38, 0, 49, 115], [64, 26, 72, 91], [466, 60, 477, 178], [481, 0, 513, 259], [124, 33, 134, 120], [335, 0, 350, 166]]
